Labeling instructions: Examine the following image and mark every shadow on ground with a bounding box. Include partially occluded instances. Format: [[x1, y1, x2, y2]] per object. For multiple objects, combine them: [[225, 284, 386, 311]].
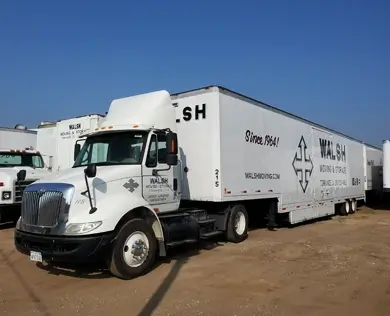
[[33, 239, 222, 315], [34, 239, 223, 280], [136, 241, 221, 316]]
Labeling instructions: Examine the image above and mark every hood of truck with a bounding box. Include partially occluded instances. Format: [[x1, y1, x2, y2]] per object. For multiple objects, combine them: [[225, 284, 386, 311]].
[[33, 165, 142, 192], [0, 167, 51, 182]]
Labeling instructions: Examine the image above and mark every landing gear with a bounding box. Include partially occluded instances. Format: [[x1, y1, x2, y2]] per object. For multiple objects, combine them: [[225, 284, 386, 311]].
[[109, 218, 157, 280], [266, 200, 278, 231]]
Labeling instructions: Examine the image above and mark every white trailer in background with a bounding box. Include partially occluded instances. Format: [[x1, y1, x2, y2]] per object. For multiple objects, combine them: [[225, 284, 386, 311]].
[[0, 125, 37, 150], [363, 144, 383, 203], [36, 121, 57, 171], [35, 115, 105, 172], [15, 86, 368, 279], [0, 125, 52, 223], [382, 140, 390, 194], [55, 114, 104, 172]]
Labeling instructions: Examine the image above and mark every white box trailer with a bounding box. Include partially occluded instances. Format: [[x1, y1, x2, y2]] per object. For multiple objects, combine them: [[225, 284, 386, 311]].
[[35, 115, 105, 172], [0, 125, 37, 150], [174, 88, 365, 223], [382, 140, 390, 193], [36, 122, 57, 171], [363, 144, 383, 203], [55, 114, 104, 171], [15, 86, 370, 279]]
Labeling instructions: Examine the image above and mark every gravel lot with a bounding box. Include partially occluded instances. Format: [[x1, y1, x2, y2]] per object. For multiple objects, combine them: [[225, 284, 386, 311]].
[[1, 206, 390, 316]]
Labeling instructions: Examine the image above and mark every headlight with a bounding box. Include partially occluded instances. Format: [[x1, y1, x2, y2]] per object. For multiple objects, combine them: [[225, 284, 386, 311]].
[[65, 221, 102, 235], [2, 191, 11, 200]]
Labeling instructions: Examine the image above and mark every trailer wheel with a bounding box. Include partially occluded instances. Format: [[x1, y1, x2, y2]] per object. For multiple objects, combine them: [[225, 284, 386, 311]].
[[339, 201, 350, 216], [109, 218, 157, 280], [350, 199, 357, 214], [226, 204, 248, 243]]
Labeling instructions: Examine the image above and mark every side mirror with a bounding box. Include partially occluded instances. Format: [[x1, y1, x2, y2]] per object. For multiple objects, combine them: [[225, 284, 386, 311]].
[[166, 153, 178, 166], [74, 143, 81, 161], [166, 132, 178, 166], [166, 132, 179, 166], [166, 132, 178, 155], [17, 170, 27, 181], [84, 164, 97, 178]]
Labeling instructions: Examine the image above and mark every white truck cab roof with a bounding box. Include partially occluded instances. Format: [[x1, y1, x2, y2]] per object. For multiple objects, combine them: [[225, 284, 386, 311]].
[[80, 90, 175, 139]]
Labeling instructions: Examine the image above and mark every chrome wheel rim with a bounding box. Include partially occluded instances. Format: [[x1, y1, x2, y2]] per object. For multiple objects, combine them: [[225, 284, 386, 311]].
[[123, 231, 149, 267]]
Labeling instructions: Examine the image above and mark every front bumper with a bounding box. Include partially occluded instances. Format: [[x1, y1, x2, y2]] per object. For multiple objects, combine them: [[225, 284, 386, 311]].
[[14, 229, 115, 263]]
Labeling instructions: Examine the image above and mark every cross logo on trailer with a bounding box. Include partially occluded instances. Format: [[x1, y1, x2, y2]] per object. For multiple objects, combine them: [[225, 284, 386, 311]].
[[292, 136, 314, 193], [123, 178, 139, 193]]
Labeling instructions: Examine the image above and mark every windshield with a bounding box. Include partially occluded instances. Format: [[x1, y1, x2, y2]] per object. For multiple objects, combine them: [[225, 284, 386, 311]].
[[73, 131, 148, 167], [0, 152, 44, 168]]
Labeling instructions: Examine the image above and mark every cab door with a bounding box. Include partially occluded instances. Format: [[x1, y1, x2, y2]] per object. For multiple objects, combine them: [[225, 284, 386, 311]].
[[141, 132, 180, 213]]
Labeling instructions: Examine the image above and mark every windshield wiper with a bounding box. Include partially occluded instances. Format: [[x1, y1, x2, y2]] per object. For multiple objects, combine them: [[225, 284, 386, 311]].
[[73, 161, 119, 168]]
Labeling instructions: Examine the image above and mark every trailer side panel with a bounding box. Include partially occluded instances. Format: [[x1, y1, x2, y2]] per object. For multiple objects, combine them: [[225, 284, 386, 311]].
[[218, 91, 365, 221]]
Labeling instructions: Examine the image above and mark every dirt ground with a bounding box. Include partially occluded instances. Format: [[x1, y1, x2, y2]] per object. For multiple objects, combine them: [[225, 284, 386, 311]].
[[1, 206, 390, 316]]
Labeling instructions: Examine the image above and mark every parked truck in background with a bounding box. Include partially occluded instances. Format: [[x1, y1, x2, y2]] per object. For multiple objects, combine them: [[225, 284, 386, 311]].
[[15, 86, 368, 279], [0, 125, 52, 223]]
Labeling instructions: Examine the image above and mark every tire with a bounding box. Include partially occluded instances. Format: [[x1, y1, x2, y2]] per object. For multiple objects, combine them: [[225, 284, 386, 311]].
[[108, 218, 157, 280], [349, 199, 357, 214], [226, 204, 249, 243], [339, 201, 350, 216]]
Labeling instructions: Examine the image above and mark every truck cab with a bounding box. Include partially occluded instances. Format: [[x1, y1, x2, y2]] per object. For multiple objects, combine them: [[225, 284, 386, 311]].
[[14, 91, 191, 279], [0, 148, 52, 223]]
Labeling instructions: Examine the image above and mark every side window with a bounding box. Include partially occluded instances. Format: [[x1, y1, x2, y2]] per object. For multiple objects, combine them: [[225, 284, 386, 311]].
[[157, 134, 167, 164], [32, 156, 44, 168], [146, 135, 157, 167]]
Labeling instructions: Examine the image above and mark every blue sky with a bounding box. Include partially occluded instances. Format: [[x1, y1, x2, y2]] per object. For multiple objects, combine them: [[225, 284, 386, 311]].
[[0, 0, 389, 147]]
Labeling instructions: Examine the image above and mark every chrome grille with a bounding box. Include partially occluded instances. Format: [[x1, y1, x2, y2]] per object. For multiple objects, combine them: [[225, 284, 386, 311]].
[[21, 190, 65, 227], [15, 180, 35, 203]]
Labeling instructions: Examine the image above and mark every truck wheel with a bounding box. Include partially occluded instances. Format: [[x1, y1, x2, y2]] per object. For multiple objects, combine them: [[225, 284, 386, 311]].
[[339, 201, 350, 216], [226, 204, 248, 243], [109, 218, 157, 280]]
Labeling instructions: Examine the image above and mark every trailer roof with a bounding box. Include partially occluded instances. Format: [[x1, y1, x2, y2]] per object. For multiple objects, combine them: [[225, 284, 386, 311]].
[[171, 85, 381, 151], [56, 113, 105, 123], [37, 114, 106, 128], [0, 127, 37, 134]]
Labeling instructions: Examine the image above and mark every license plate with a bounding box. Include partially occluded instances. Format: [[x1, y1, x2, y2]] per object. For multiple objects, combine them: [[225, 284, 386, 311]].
[[30, 251, 43, 262]]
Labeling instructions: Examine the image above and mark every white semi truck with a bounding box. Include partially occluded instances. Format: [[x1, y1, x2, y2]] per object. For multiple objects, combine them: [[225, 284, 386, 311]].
[[0, 125, 52, 223], [15, 86, 367, 279]]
